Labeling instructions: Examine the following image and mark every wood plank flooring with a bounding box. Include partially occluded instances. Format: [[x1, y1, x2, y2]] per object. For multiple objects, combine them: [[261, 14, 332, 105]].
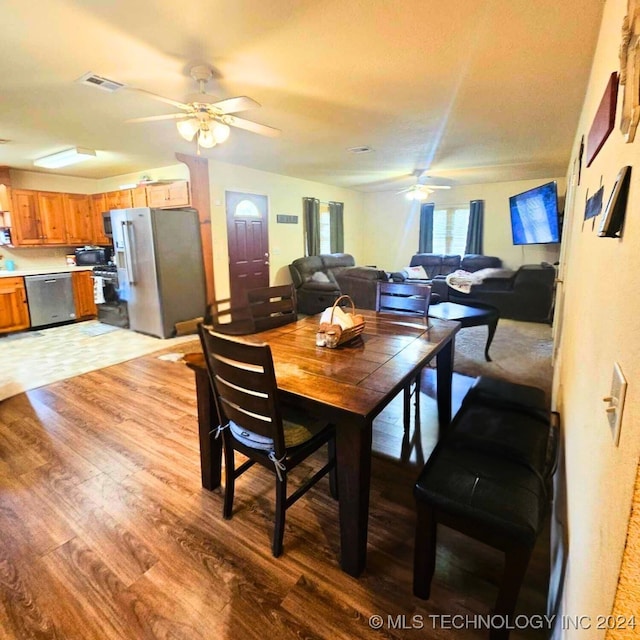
[[0, 341, 550, 639]]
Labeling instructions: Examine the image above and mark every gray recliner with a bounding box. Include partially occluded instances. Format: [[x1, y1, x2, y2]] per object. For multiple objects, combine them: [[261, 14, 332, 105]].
[[289, 254, 387, 314]]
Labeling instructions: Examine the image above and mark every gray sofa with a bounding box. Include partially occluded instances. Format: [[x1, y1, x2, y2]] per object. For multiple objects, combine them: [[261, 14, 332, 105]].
[[289, 253, 387, 314], [408, 253, 503, 278], [401, 253, 555, 323], [439, 264, 556, 323]]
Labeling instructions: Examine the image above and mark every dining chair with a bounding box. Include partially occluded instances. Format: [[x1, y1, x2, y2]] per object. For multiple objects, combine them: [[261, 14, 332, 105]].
[[198, 324, 337, 557], [375, 281, 432, 432], [246, 284, 297, 331], [204, 298, 256, 335]]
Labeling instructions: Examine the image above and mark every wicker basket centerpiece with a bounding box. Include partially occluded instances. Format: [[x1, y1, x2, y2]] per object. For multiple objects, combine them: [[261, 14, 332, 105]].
[[318, 295, 365, 347]]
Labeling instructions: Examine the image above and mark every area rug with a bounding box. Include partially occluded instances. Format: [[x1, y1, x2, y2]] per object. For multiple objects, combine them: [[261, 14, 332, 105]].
[[453, 318, 553, 398]]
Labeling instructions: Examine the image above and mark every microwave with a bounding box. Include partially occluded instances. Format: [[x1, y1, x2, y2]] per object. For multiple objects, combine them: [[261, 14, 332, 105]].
[[102, 211, 113, 238], [75, 246, 112, 266]]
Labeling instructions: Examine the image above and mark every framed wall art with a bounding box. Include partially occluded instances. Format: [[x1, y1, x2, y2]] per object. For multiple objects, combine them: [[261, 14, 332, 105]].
[[586, 72, 619, 167], [619, 0, 640, 142]]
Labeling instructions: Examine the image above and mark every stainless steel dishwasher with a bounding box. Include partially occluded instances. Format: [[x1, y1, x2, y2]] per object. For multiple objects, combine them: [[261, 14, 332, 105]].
[[24, 273, 76, 327]]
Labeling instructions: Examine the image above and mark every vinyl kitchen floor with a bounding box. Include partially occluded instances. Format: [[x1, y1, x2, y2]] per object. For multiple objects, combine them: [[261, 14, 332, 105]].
[[0, 320, 198, 401]]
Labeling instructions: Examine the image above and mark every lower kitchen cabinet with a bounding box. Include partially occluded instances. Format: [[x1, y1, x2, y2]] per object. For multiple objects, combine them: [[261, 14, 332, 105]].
[[72, 271, 97, 318], [0, 276, 30, 333]]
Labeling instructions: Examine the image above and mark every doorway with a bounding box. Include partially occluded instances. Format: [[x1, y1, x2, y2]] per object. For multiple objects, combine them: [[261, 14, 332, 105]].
[[226, 191, 269, 305]]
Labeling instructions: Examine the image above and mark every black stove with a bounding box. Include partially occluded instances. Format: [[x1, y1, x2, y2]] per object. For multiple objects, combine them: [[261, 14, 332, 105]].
[[92, 265, 129, 328]]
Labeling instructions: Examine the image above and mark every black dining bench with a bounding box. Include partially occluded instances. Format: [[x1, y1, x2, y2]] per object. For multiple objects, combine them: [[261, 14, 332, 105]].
[[413, 376, 557, 640]]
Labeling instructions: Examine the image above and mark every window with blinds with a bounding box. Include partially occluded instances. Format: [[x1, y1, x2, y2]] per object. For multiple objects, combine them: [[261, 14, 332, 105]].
[[433, 206, 470, 255]]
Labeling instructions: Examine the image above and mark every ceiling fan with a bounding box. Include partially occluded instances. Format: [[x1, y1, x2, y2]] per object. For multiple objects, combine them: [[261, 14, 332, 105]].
[[396, 171, 451, 200], [126, 65, 280, 151]]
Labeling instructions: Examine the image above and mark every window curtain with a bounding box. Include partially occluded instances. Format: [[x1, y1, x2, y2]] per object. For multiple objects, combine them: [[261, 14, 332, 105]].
[[328, 201, 344, 253], [418, 202, 435, 253], [465, 199, 484, 254], [303, 197, 320, 256]]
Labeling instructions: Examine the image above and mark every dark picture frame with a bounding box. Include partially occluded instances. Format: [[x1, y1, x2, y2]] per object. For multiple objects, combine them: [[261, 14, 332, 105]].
[[586, 72, 619, 167]]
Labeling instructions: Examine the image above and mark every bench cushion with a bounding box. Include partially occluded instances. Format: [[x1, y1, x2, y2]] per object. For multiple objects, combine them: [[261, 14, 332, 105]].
[[446, 404, 551, 475], [465, 376, 548, 416], [414, 446, 547, 547]]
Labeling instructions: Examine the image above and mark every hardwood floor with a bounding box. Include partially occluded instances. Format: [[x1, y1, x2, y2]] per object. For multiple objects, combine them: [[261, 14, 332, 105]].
[[0, 341, 550, 639]]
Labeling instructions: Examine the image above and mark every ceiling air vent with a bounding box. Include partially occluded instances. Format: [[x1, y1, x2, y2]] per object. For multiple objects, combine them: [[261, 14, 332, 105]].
[[76, 72, 125, 93], [347, 146, 374, 154]]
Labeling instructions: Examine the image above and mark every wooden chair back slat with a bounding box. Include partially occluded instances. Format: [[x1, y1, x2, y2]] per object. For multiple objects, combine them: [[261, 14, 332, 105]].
[[376, 281, 431, 320], [247, 284, 297, 331], [198, 326, 285, 452]]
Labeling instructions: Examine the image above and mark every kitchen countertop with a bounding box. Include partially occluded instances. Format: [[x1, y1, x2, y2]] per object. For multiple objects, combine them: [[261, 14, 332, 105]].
[[0, 266, 95, 278]]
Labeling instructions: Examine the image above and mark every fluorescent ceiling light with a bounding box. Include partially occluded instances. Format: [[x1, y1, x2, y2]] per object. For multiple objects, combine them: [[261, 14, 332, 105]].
[[33, 147, 96, 169]]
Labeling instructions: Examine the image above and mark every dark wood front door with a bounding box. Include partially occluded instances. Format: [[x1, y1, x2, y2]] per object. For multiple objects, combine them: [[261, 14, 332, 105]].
[[226, 191, 269, 305]]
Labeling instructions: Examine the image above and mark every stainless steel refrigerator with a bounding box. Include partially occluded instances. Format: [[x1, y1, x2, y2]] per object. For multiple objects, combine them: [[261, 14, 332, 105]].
[[110, 207, 206, 338]]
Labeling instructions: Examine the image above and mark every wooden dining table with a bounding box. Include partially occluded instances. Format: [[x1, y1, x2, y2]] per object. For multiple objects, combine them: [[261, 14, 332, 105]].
[[185, 310, 460, 577]]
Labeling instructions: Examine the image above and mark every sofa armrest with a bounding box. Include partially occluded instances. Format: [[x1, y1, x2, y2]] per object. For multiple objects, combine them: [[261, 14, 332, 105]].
[[429, 276, 450, 301]]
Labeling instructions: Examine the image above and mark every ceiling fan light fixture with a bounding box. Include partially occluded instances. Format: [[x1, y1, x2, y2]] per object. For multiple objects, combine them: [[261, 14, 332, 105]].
[[33, 147, 96, 169], [198, 127, 217, 149], [176, 118, 200, 142], [213, 122, 230, 143], [406, 188, 430, 201]]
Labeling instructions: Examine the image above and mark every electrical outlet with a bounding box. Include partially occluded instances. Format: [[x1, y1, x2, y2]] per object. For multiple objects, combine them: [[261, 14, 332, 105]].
[[603, 362, 627, 446]]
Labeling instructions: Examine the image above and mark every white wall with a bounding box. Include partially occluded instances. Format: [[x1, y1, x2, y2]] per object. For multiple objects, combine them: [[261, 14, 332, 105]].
[[205, 159, 365, 299], [552, 0, 640, 637], [362, 178, 565, 271]]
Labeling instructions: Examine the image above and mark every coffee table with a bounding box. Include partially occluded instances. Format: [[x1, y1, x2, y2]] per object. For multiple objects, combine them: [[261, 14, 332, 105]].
[[428, 302, 499, 361]]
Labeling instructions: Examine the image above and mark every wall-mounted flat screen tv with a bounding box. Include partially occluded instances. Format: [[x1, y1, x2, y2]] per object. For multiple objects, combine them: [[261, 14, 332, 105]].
[[509, 181, 561, 245]]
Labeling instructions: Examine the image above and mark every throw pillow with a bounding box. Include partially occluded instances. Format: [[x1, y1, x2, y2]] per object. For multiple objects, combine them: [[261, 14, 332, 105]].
[[402, 265, 429, 279], [310, 271, 330, 283]]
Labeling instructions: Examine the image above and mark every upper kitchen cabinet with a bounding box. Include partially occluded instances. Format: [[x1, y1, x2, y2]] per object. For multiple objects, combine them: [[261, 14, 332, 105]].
[[10, 189, 40, 245], [10, 189, 67, 245], [0, 184, 11, 212], [132, 186, 147, 207], [36, 191, 67, 244], [104, 189, 133, 211], [90, 193, 111, 245], [64, 193, 94, 245], [146, 181, 190, 208]]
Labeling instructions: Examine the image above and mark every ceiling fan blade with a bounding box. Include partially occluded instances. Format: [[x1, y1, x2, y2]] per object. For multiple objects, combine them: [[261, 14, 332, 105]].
[[126, 113, 187, 123], [127, 87, 191, 110], [425, 185, 451, 190], [206, 96, 261, 114], [223, 115, 281, 137]]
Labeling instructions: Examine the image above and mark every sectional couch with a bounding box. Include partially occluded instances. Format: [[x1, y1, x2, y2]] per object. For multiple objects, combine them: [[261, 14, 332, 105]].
[[399, 253, 555, 323]]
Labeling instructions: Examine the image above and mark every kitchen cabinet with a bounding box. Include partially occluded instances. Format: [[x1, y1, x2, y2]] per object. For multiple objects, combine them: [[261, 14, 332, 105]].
[[0, 276, 30, 333], [11, 190, 67, 246], [0, 184, 11, 212], [90, 193, 111, 245], [64, 194, 94, 245], [72, 271, 97, 318], [36, 192, 67, 244], [146, 181, 190, 208], [104, 189, 133, 211], [132, 186, 147, 207], [11, 189, 42, 245]]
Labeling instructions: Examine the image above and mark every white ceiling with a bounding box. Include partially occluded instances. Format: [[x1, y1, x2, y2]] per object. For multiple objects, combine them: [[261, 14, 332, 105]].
[[0, 0, 604, 192]]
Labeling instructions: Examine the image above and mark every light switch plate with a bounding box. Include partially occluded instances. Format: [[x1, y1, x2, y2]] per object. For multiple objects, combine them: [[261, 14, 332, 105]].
[[605, 362, 627, 446]]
